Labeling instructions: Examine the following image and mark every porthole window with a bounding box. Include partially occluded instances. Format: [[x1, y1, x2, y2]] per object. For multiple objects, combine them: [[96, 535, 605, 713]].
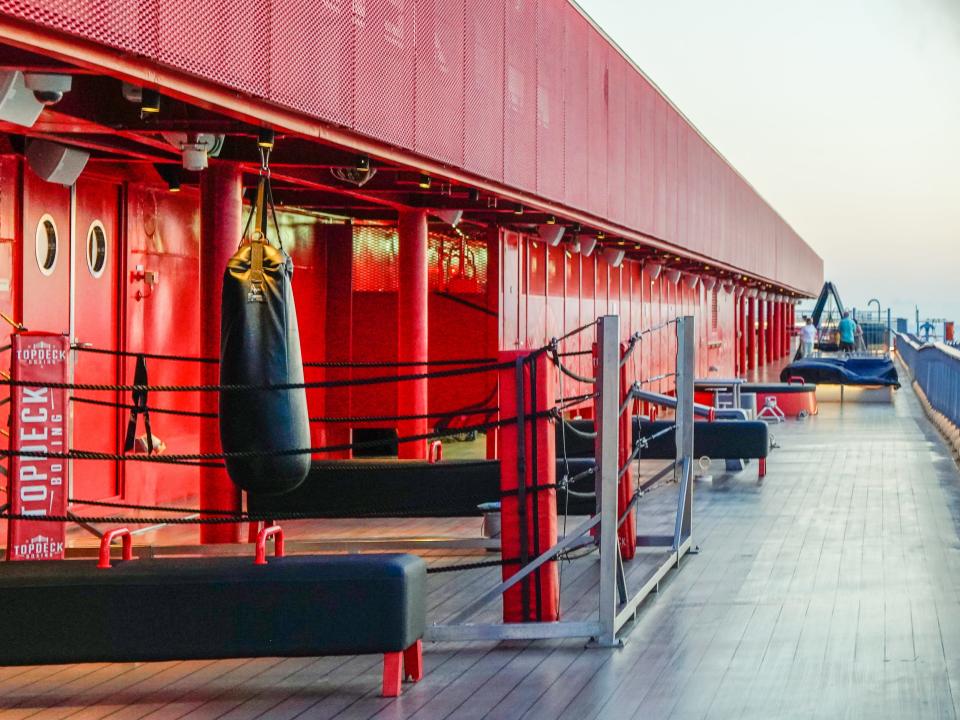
[[86, 221, 107, 278], [34, 215, 58, 277]]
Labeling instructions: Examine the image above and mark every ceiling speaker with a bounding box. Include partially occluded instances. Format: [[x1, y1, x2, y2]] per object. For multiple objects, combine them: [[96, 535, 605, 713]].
[[0, 71, 44, 127], [433, 209, 463, 227], [602, 248, 625, 268], [578, 233, 597, 257], [26, 139, 89, 186], [537, 224, 565, 247]]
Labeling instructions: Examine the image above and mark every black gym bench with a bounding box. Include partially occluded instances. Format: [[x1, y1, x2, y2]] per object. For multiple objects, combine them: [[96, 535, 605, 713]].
[[556, 418, 769, 511], [0, 529, 427, 697]]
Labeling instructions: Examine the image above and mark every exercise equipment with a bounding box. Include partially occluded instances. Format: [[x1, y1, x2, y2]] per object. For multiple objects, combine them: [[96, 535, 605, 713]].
[[248, 459, 502, 517], [219, 164, 310, 494], [0, 549, 426, 697], [780, 356, 900, 388]]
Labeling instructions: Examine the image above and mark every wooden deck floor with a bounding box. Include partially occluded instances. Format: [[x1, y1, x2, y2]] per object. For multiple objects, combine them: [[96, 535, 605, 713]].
[[4, 373, 960, 718]]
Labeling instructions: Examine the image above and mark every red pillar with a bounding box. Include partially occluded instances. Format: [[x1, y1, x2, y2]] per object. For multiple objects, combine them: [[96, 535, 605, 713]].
[[486, 224, 500, 460], [765, 300, 774, 364], [199, 161, 242, 544], [757, 298, 766, 368], [780, 302, 787, 357], [738, 294, 747, 375], [324, 224, 353, 459], [747, 297, 756, 371], [498, 351, 558, 622], [773, 301, 782, 359], [398, 210, 429, 459], [788, 303, 795, 357]]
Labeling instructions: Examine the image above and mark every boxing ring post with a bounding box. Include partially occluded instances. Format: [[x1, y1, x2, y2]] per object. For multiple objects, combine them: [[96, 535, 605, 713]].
[[5, 333, 69, 560], [198, 161, 242, 544], [594, 314, 621, 646], [427, 315, 698, 644]]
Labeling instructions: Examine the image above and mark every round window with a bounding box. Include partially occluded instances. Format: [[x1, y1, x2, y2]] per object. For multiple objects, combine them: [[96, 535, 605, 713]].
[[34, 215, 58, 277], [86, 221, 107, 278]]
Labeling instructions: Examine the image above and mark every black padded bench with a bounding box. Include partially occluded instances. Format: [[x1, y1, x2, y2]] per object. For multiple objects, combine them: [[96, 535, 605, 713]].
[[0, 553, 427, 697], [249, 459, 501, 518], [556, 418, 769, 512]]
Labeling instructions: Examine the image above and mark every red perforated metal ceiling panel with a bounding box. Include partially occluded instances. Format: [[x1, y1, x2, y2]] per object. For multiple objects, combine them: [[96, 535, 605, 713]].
[[0, 0, 823, 293]]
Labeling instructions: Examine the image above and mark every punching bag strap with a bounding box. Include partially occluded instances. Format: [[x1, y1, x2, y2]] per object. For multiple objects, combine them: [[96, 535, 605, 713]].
[[123, 354, 154, 455]]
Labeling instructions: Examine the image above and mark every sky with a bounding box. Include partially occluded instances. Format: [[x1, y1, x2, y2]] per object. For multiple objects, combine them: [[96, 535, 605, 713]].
[[576, 0, 960, 326]]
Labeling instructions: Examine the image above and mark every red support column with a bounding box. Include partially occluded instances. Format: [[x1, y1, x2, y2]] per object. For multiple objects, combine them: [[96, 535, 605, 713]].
[[757, 299, 766, 368], [780, 302, 787, 357], [486, 224, 501, 460], [398, 210, 429, 460], [788, 303, 796, 357], [324, 224, 353, 459], [765, 300, 773, 364], [738, 295, 747, 375], [199, 161, 242, 544], [773, 301, 781, 359], [747, 297, 756, 372], [498, 351, 559, 623]]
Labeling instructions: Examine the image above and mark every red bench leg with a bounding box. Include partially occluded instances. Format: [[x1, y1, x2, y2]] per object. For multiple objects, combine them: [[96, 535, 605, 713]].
[[382, 652, 403, 697], [759, 458, 766, 479], [403, 640, 423, 682]]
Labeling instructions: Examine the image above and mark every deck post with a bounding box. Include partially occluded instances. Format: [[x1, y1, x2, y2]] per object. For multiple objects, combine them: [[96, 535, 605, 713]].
[[594, 314, 621, 647], [675, 317, 695, 483]]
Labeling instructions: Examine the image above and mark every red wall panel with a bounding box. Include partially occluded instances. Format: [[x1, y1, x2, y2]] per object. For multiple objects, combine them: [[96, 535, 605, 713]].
[[124, 184, 202, 505]]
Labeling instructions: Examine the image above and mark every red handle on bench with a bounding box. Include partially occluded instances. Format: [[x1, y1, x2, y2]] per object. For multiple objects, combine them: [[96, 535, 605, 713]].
[[787, 376, 805, 385], [428, 440, 443, 464], [255, 524, 285, 565], [97, 528, 133, 569]]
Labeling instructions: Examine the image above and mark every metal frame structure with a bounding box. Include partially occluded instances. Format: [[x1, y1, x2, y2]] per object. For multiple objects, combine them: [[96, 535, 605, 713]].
[[425, 315, 697, 644]]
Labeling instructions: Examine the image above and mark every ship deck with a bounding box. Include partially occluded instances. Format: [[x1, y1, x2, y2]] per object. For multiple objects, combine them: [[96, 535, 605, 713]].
[[3, 368, 960, 719]]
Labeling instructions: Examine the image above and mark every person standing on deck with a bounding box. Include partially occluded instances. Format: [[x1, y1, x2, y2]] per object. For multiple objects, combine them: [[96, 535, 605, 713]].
[[799, 316, 817, 358], [838, 312, 857, 353]]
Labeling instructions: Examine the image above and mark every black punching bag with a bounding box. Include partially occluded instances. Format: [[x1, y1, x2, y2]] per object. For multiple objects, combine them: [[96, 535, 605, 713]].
[[219, 192, 311, 495]]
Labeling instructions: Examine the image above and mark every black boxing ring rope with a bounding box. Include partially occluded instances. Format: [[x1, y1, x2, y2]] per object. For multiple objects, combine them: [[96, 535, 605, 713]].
[[2, 327, 604, 579]]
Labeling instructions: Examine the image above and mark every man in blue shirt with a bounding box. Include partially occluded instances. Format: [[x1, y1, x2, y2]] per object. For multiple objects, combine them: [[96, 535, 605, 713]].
[[838, 312, 857, 353]]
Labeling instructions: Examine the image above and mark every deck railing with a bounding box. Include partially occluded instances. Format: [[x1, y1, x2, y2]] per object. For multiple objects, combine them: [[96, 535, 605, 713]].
[[895, 333, 960, 426]]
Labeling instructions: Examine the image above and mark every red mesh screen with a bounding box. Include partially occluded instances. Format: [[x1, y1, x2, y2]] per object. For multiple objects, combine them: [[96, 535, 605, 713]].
[[605, 50, 626, 225], [0, 0, 151, 54], [270, 0, 355, 127], [624, 73, 643, 229], [664, 107, 679, 243], [463, 0, 504, 182], [535, 0, 565, 202], [414, 0, 466, 166], [562, 11, 589, 209], [353, 0, 415, 148], [586, 33, 608, 214], [352, 225, 398, 293], [0, 0, 821, 291], [158, 1, 270, 98], [502, 0, 537, 192]]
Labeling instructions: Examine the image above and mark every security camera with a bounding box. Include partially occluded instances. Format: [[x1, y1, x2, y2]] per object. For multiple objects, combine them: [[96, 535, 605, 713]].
[[23, 74, 72, 106]]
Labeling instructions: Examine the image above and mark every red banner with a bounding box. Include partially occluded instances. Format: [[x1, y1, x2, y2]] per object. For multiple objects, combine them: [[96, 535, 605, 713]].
[[6, 333, 68, 561]]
